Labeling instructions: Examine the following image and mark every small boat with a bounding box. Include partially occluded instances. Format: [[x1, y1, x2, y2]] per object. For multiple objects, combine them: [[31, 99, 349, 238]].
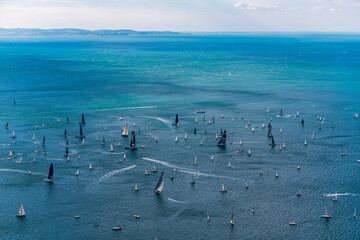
[[190, 175, 196, 184], [340, 153, 347, 156], [28, 170, 31, 175], [297, 111, 300, 116], [151, 166, 158, 172], [16, 156, 22, 164], [331, 122, 334, 128], [96, 136, 99, 141], [196, 110, 206, 113], [247, 149, 251, 156], [188, 145, 191, 149], [296, 190, 301, 197], [251, 127, 255, 132], [141, 144, 145, 148], [184, 134, 187, 140], [44, 163, 54, 183], [220, 184, 227, 193], [280, 128, 283, 133], [9, 150, 15, 159], [245, 183, 248, 189], [79, 113, 86, 124], [208, 120, 211, 125], [32, 157, 36, 163], [297, 164, 301, 170], [211, 155, 214, 161], [154, 171, 165, 195], [76, 125, 85, 138], [221, 114, 224, 118], [35, 145, 40, 153], [200, 140, 203, 145], [312, 131, 315, 140], [75, 170, 79, 176], [354, 208, 357, 218], [227, 162, 231, 168], [63, 129, 67, 137], [5, 122, 8, 129], [282, 143, 286, 149], [275, 172, 279, 178], [89, 164, 93, 170], [134, 184, 139, 191], [266, 107, 270, 112], [104, 127, 107, 131], [301, 119, 304, 127], [207, 212, 210, 222], [16, 203, 26, 217], [77, 154, 80, 159], [112, 226, 122, 230], [170, 174, 174, 180], [175, 136, 179, 142], [289, 222, 297, 226], [109, 144, 115, 152], [262, 123, 265, 129], [251, 208, 255, 213], [279, 145, 282, 151], [322, 207, 331, 218], [269, 136, 276, 146], [231, 118, 234, 122], [133, 214, 140, 218], [332, 192, 338, 201], [193, 156, 197, 165], [66, 117, 70, 123], [195, 118, 198, 123], [144, 170, 150, 175], [57, 118, 61, 122], [101, 137, 105, 145], [228, 72, 231, 76], [81, 139, 85, 145], [10, 130, 16, 138], [304, 140, 307, 146], [259, 170, 263, 175], [203, 115, 206, 121], [239, 140, 243, 145], [122, 124, 129, 137], [119, 117, 123, 121], [217, 130, 226, 146], [66, 156, 71, 161], [31, 133, 35, 140], [279, 108, 283, 116], [74, 215, 80, 218], [230, 212, 234, 225], [193, 128, 197, 134]]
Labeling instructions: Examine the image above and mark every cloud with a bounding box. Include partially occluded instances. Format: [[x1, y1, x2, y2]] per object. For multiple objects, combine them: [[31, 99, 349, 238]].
[[233, 2, 277, 10]]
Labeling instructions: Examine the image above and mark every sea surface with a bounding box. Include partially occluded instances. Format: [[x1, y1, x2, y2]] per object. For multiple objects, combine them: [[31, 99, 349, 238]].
[[0, 34, 360, 239]]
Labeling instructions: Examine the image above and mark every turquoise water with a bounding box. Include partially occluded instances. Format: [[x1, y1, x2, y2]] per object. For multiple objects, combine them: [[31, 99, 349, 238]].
[[0, 34, 360, 239]]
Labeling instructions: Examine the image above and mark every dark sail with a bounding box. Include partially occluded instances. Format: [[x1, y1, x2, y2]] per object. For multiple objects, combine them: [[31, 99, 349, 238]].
[[193, 128, 197, 134], [79, 113, 86, 124], [63, 129, 67, 137], [44, 163, 54, 182], [76, 125, 85, 138], [65, 146, 69, 156], [268, 129, 273, 137], [268, 123, 272, 130], [279, 108, 283, 116], [66, 117, 70, 123], [174, 114, 179, 127], [270, 136, 276, 146], [217, 130, 226, 146], [154, 171, 165, 195], [5, 122, 8, 128], [125, 131, 137, 150], [66, 138, 69, 147], [41, 135, 45, 146], [102, 137, 105, 145], [301, 119, 304, 127], [212, 117, 214, 123]]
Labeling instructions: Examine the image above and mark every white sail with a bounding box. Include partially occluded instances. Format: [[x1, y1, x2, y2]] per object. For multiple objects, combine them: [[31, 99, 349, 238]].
[[122, 124, 129, 136], [16, 203, 25, 216]]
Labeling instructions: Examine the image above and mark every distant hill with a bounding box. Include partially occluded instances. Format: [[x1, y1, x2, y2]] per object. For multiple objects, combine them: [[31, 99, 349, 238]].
[[0, 28, 180, 36]]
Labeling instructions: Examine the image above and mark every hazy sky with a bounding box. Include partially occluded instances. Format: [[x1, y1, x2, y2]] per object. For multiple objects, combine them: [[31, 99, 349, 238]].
[[0, 0, 360, 31]]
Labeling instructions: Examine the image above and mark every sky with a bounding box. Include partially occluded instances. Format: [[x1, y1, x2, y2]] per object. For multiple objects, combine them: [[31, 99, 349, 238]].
[[0, 0, 360, 32]]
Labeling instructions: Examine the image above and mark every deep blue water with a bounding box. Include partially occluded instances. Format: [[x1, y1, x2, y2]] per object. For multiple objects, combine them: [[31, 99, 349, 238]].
[[0, 34, 360, 239]]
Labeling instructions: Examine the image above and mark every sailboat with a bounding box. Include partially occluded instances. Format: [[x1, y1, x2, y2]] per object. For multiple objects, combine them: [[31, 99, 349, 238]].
[[268, 123, 272, 130], [151, 165, 158, 172], [144, 170, 150, 175], [32, 157, 36, 163], [279, 108, 283, 116], [122, 124, 129, 137], [170, 174, 174, 180], [301, 119, 304, 127], [16, 203, 26, 217], [76, 125, 85, 138], [125, 131, 137, 150], [245, 183, 248, 189], [297, 164, 301, 170], [28, 170, 31, 175], [354, 208, 357, 218], [190, 175, 196, 184], [16, 156, 22, 164], [275, 172, 279, 178], [109, 144, 115, 152], [184, 134, 187, 140], [101, 137, 105, 145], [154, 171, 165, 195], [230, 212, 234, 225], [207, 212, 210, 222], [89, 163, 93, 170], [304, 140, 307, 146], [75, 169, 79, 176], [79, 113, 86, 124], [63, 129, 67, 137], [193, 156, 197, 165], [332, 191, 338, 201], [44, 163, 54, 182], [11, 130, 16, 138], [322, 207, 331, 218], [174, 114, 179, 127], [312, 131, 315, 140], [5, 122, 8, 129], [81, 139, 85, 145], [32, 133, 35, 140], [280, 128, 283, 133], [175, 136, 179, 142], [296, 190, 301, 196], [96, 136, 99, 141], [331, 122, 334, 128], [221, 114, 224, 118], [211, 155, 214, 161], [251, 127, 255, 132], [9, 150, 15, 159], [64, 146, 69, 156], [134, 184, 139, 191], [40, 135, 45, 146], [228, 162, 231, 168], [195, 117, 198, 123], [266, 107, 270, 112], [220, 184, 227, 192], [66, 117, 70, 123], [269, 136, 276, 146], [35, 145, 40, 153], [268, 129, 273, 137], [217, 130, 226, 146], [193, 128, 197, 134], [247, 149, 251, 156]]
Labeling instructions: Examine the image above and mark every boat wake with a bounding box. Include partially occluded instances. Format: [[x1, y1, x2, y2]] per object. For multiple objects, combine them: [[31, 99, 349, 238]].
[[0, 168, 41, 175], [165, 197, 186, 204], [99, 106, 157, 111], [139, 116, 173, 130], [322, 192, 356, 197], [99, 165, 137, 181], [176, 169, 239, 180], [141, 157, 184, 170]]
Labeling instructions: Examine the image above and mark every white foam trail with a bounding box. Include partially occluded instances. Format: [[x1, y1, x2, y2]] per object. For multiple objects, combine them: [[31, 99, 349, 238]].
[[166, 197, 185, 204], [141, 157, 183, 169], [141, 157, 240, 181], [99, 106, 157, 111], [100, 165, 137, 181], [0, 168, 41, 175], [322, 192, 356, 197], [169, 207, 186, 220], [140, 116, 172, 125]]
